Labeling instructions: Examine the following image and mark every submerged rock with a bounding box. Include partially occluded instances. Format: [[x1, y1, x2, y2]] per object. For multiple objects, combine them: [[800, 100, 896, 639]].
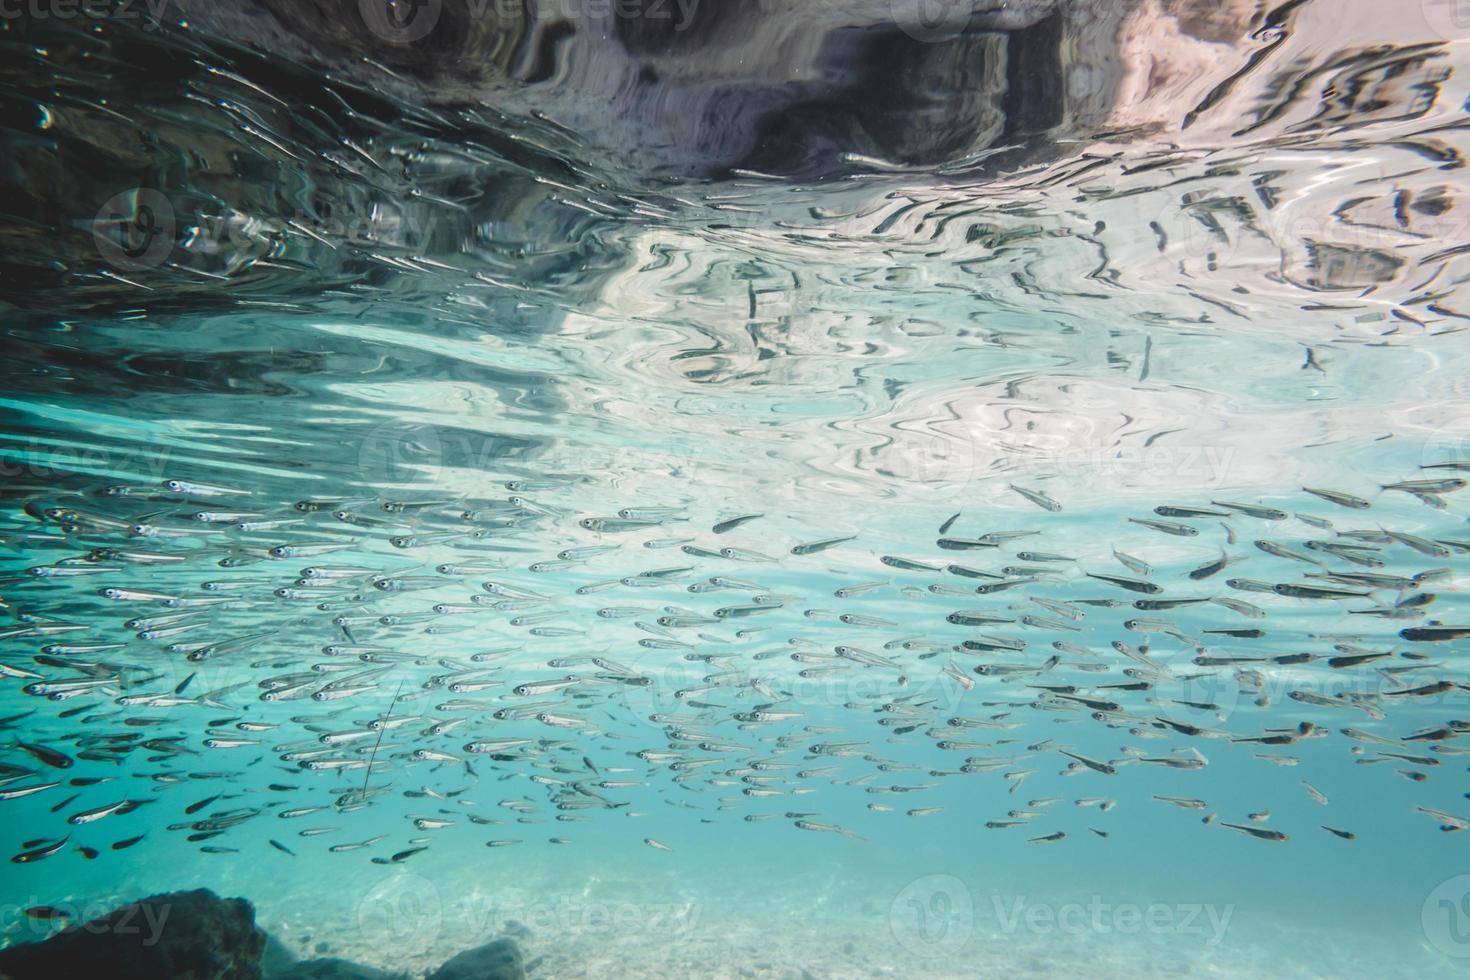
[[425, 938, 526, 980], [261, 930, 300, 976], [0, 888, 264, 980], [269, 956, 408, 980]]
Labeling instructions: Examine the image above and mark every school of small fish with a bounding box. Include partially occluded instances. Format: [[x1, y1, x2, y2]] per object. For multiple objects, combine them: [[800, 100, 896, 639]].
[[1, 462, 1468, 869]]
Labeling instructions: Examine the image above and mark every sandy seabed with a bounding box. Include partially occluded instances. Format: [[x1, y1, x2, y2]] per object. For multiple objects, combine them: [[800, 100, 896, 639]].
[[249, 867, 1459, 980]]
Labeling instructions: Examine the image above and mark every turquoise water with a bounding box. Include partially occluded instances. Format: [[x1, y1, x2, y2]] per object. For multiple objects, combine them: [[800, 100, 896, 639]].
[[4, 2, 1470, 977]]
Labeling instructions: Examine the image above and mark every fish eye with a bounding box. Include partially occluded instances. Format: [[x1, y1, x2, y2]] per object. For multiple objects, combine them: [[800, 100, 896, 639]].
[[165, 480, 184, 491]]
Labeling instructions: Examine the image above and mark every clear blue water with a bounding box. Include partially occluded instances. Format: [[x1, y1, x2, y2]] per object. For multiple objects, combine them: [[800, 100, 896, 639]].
[[3, 2, 1470, 977]]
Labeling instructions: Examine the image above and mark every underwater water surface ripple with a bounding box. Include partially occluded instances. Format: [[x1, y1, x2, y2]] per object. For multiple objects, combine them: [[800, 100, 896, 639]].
[[3, 1, 1470, 977]]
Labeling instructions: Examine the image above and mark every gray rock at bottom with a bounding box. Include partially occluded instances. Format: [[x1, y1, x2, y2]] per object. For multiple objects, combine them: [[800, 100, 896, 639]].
[[269, 956, 410, 980], [425, 938, 526, 980]]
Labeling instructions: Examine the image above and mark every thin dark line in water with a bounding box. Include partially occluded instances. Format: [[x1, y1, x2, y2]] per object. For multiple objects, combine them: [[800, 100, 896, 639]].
[[363, 680, 405, 795]]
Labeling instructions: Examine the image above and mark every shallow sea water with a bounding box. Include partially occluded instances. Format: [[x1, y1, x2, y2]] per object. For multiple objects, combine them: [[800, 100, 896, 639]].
[[3, 1, 1470, 977]]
